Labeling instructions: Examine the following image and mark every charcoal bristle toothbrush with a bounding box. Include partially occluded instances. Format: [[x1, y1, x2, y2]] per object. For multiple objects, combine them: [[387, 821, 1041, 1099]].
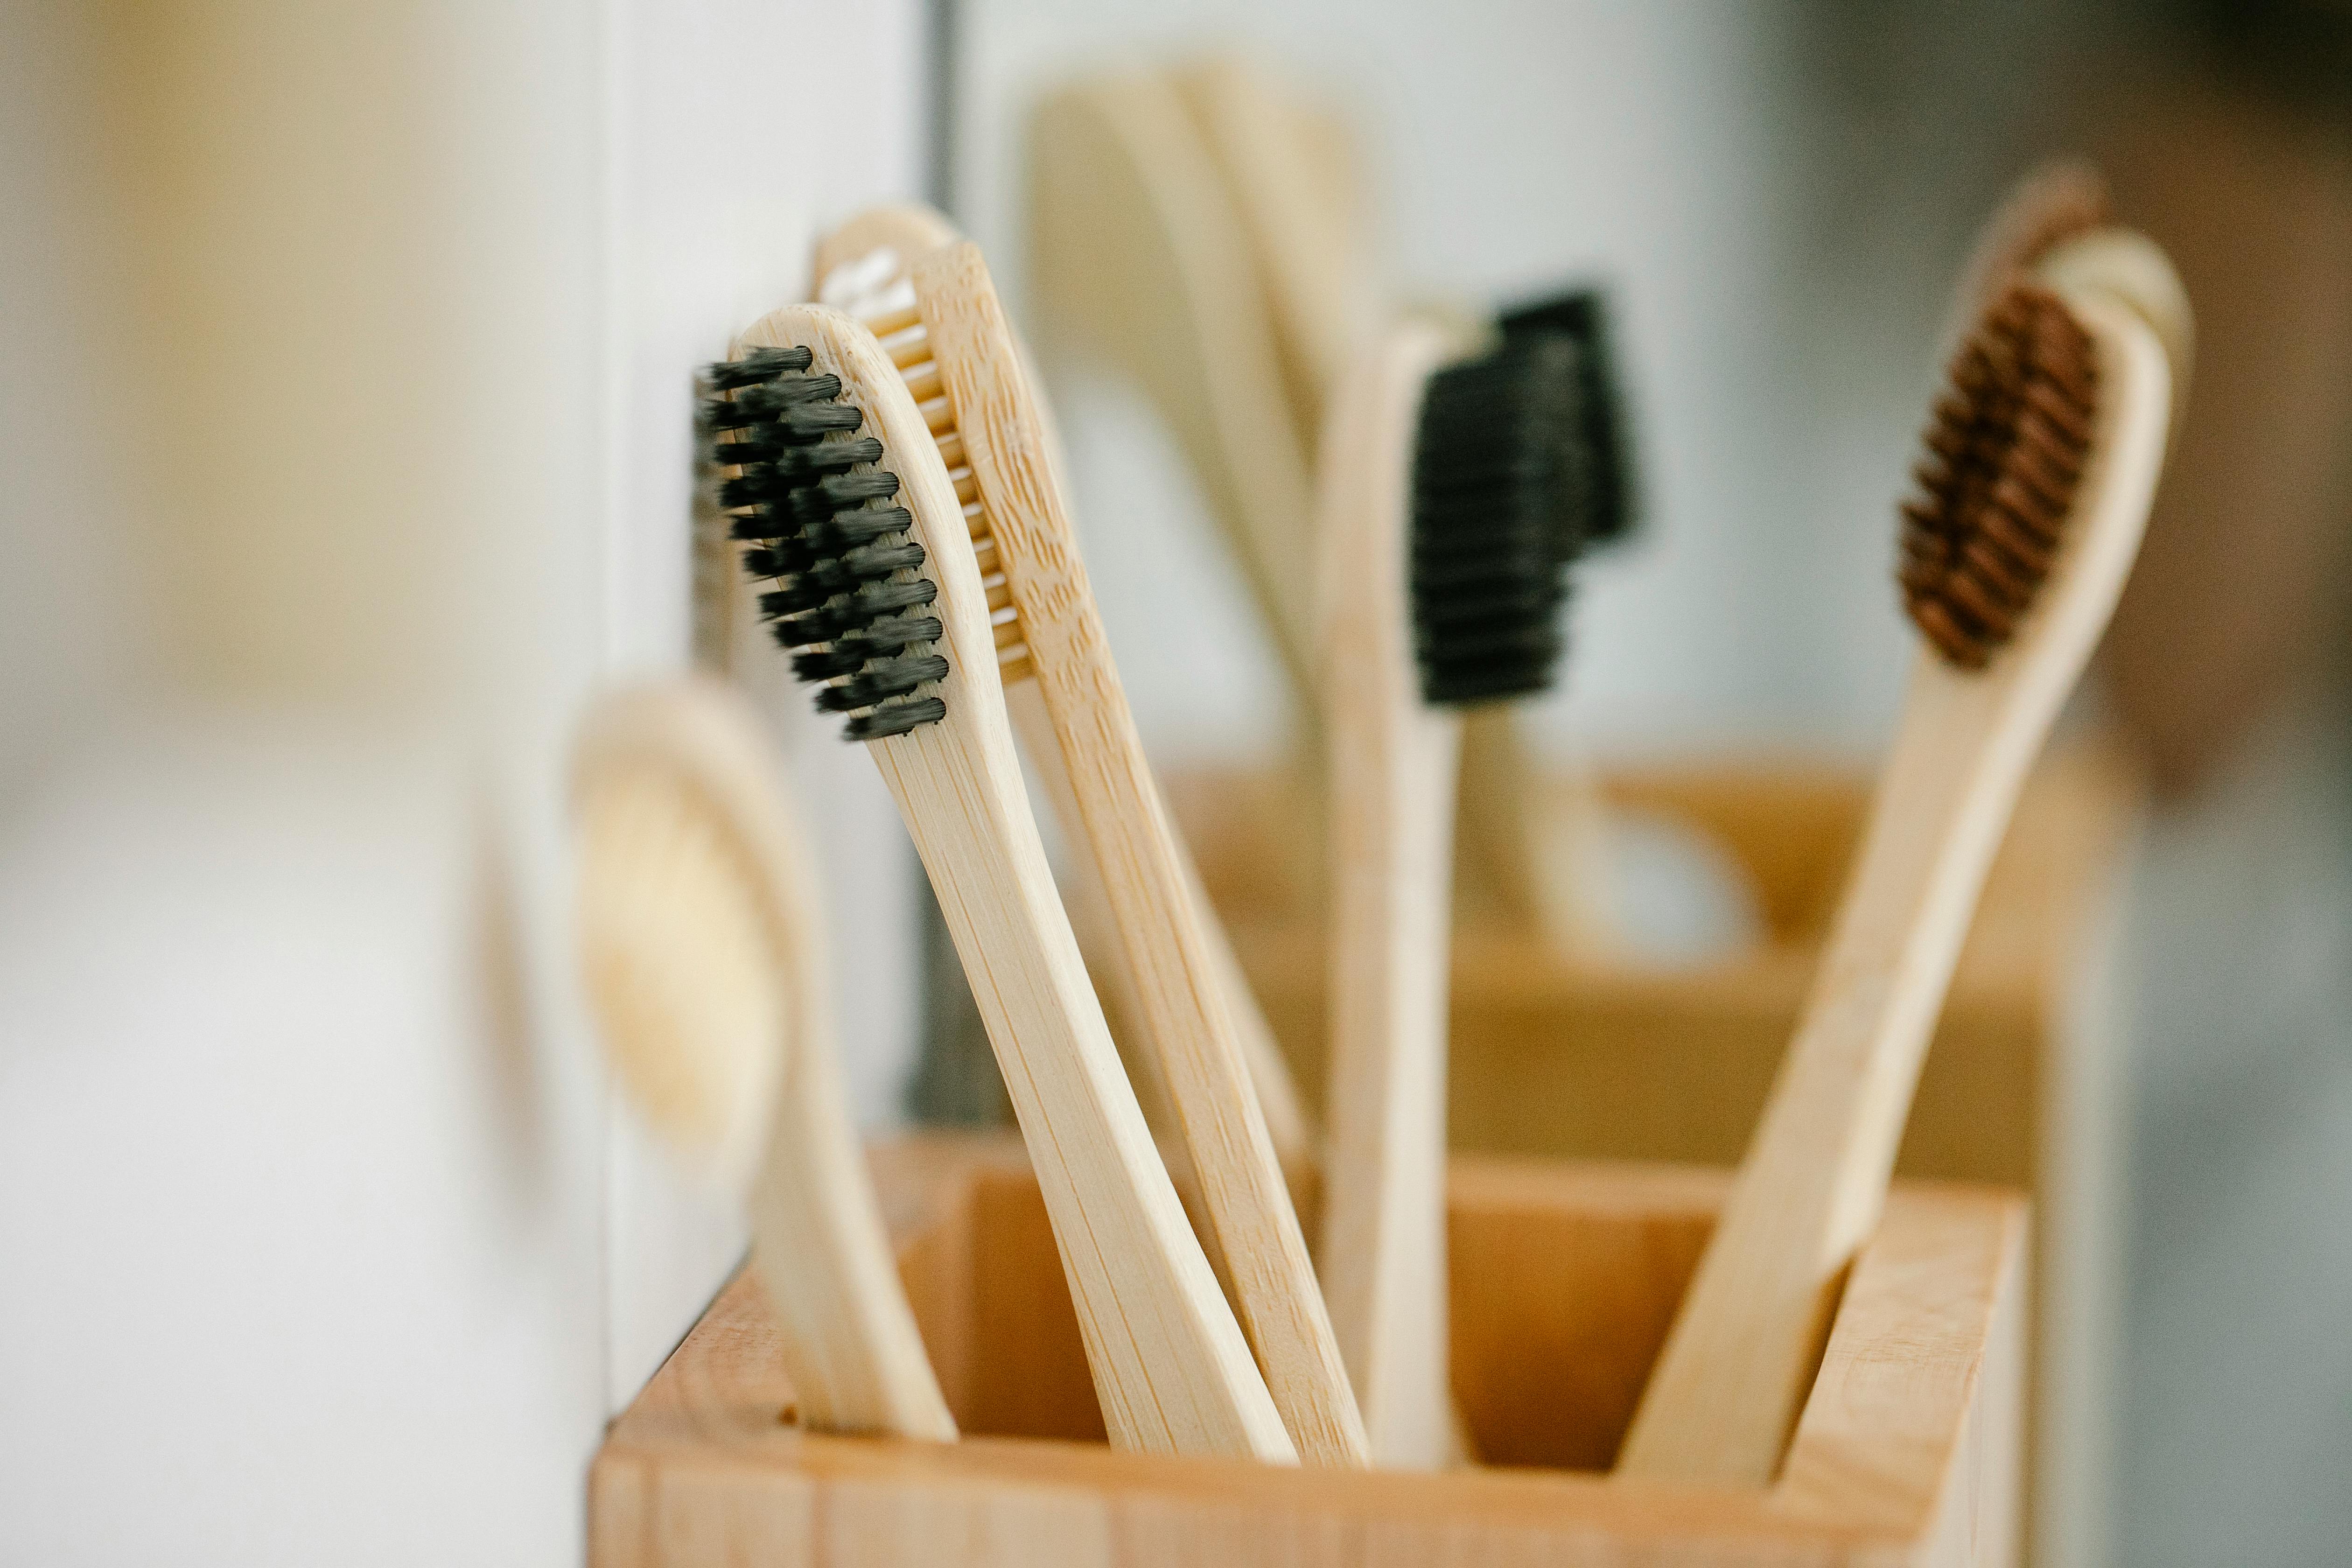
[[1317, 316, 1588, 1467], [700, 309, 1294, 1462]]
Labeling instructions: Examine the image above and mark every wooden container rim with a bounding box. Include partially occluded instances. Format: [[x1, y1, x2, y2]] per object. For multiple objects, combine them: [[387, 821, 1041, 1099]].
[[597, 1135, 2027, 1558]]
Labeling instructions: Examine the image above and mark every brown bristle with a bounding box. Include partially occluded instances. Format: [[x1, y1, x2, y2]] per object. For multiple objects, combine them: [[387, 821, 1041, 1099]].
[[1899, 282, 2097, 668]]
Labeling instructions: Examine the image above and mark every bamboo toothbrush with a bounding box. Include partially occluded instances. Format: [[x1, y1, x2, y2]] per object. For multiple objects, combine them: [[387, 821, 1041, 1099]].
[[1317, 317, 1587, 1468], [810, 210, 1314, 1184], [571, 675, 954, 1440], [810, 218, 1364, 1465], [701, 307, 1293, 1463], [1616, 255, 2181, 1485]]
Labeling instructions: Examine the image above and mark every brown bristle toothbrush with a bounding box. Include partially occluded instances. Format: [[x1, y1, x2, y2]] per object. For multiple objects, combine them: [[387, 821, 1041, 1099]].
[[1317, 315, 1587, 1468], [811, 214, 1365, 1466], [700, 308, 1293, 1462], [571, 675, 954, 1440], [1616, 246, 2183, 1485]]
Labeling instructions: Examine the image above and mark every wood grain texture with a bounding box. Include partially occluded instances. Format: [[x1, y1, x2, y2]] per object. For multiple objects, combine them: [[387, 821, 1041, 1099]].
[[1170, 745, 2133, 1565], [1313, 319, 1463, 1470], [1616, 288, 2171, 1486], [908, 239, 1365, 1467], [735, 305, 1291, 1463], [574, 678, 955, 1440], [591, 1135, 2027, 1568]]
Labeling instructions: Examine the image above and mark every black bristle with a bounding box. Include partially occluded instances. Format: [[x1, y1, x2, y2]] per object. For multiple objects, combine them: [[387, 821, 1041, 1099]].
[[1409, 334, 1588, 707], [704, 346, 812, 390], [845, 696, 946, 742], [698, 344, 951, 741], [812, 654, 952, 713], [1498, 286, 1640, 547]]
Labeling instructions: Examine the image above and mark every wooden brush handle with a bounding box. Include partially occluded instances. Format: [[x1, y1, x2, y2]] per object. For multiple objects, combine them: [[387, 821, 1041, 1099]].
[[1316, 319, 1463, 1469], [1027, 74, 1322, 704], [1616, 288, 2171, 1485], [1455, 711, 1619, 951], [698, 696, 956, 1442], [750, 965, 958, 1441], [753, 305, 1294, 1463], [911, 242, 1363, 1466], [575, 680, 955, 1440]]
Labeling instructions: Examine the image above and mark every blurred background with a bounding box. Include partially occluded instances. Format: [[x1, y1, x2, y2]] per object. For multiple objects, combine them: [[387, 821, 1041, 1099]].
[[4, 1, 2348, 1563]]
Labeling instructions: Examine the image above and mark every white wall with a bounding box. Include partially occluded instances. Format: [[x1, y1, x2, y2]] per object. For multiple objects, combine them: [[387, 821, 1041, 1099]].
[[0, 3, 926, 1562], [956, 0, 1842, 763]]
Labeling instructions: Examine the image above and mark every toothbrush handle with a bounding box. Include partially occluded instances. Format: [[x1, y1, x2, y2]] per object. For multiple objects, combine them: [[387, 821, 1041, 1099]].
[[1615, 662, 2025, 1483], [916, 239, 1363, 1465], [868, 713, 1294, 1461], [1618, 292, 2171, 1485]]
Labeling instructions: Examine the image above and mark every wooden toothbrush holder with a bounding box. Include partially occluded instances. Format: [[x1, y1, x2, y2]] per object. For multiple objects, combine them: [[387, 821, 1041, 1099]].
[[592, 1134, 2026, 1567]]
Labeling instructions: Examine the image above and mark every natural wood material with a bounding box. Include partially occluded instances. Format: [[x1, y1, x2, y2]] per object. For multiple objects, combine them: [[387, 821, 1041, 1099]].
[[572, 678, 956, 1441], [730, 305, 1291, 1462], [1616, 286, 2171, 1486], [1314, 319, 1462, 1470], [591, 1134, 2027, 1568], [1028, 67, 1617, 955], [2036, 229, 2193, 440], [896, 236, 1365, 1466], [1029, 70, 1320, 704]]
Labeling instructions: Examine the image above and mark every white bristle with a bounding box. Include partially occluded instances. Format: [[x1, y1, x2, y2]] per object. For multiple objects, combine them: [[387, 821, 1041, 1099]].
[[818, 246, 904, 311], [576, 770, 784, 1189]]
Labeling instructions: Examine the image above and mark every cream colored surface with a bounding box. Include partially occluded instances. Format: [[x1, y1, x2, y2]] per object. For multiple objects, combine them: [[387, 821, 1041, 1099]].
[[573, 680, 954, 1441], [1617, 285, 2174, 1484], [903, 238, 1364, 1464], [2037, 229, 2194, 440], [1168, 55, 1371, 447], [1313, 319, 1462, 1469], [731, 306, 1290, 1461]]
